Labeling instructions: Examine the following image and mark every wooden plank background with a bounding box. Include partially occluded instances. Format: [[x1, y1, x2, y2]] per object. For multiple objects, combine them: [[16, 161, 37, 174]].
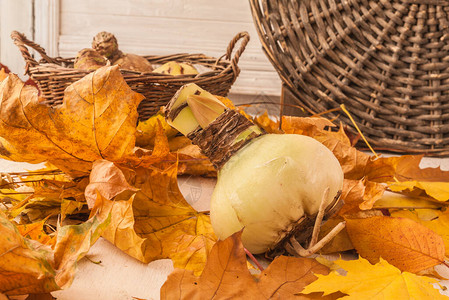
[[58, 0, 282, 96]]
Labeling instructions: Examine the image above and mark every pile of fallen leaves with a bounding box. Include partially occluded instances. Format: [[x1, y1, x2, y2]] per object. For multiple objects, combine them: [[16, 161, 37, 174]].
[[0, 65, 448, 299]]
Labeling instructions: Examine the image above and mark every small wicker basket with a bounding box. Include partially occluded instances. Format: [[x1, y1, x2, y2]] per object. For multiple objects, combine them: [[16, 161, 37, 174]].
[[250, 0, 449, 156], [11, 31, 250, 121]]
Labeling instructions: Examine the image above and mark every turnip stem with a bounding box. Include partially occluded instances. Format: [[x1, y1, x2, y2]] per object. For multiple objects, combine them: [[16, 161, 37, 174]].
[[289, 221, 346, 256], [244, 247, 264, 271], [310, 187, 330, 247]]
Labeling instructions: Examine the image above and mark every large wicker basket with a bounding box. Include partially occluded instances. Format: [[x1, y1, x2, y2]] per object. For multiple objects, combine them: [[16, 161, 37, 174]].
[[250, 0, 449, 156], [11, 31, 249, 121]]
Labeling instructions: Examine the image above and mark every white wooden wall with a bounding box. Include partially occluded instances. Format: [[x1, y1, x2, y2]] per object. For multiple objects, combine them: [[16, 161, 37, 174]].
[[0, 0, 33, 79], [1, 0, 282, 96]]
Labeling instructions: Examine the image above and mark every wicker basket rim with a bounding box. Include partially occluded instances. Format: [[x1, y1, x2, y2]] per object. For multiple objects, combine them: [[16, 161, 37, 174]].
[[11, 30, 250, 81]]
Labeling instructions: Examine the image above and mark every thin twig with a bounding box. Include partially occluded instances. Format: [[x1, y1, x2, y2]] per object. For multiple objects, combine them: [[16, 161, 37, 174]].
[[2, 170, 62, 176], [0, 191, 34, 195], [237, 101, 305, 111], [0, 179, 47, 188], [85, 255, 102, 265], [340, 104, 378, 158]]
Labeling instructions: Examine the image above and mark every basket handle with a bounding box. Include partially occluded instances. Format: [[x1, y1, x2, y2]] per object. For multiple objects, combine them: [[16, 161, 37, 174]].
[[10, 31, 57, 74], [223, 31, 250, 79]]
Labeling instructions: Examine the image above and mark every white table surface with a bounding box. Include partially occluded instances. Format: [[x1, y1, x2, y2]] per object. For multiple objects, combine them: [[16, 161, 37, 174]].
[[1, 156, 448, 300]]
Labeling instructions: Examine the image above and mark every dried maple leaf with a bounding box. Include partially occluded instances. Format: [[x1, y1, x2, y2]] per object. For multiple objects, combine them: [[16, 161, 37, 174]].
[[345, 216, 445, 273], [394, 155, 449, 181], [52, 213, 110, 287], [161, 231, 341, 299], [301, 257, 447, 299], [391, 209, 449, 257], [253, 112, 282, 133], [0, 211, 59, 294], [0, 210, 109, 295], [125, 117, 215, 177], [86, 159, 216, 275], [338, 179, 386, 215], [0, 66, 143, 177]]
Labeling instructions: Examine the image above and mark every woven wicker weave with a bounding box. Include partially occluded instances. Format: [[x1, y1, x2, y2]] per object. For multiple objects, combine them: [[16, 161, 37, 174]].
[[250, 0, 449, 155], [11, 31, 249, 121]]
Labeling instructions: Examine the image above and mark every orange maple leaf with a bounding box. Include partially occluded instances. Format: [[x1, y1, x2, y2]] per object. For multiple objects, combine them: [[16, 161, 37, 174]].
[[345, 216, 445, 273]]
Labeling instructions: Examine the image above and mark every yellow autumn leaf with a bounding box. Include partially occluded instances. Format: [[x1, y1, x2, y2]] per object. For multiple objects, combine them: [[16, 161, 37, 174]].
[[345, 216, 445, 273], [216, 95, 236, 109], [0, 66, 143, 177], [8, 196, 62, 222], [374, 192, 443, 210], [136, 112, 178, 149], [389, 181, 449, 201], [87, 159, 217, 275], [301, 257, 447, 299]]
